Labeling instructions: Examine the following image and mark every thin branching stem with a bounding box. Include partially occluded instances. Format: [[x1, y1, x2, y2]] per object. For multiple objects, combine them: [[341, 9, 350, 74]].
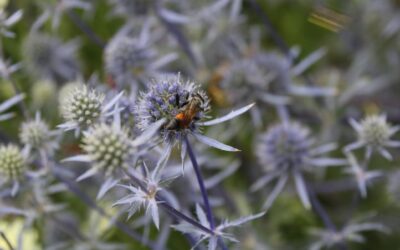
[[0, 231, 14, 250], [52, 168, 157, 249], [65, 10, 106, 49], [184, 136, 216, 230], [185, 136, 229, 250], [306, 180, 349, 250], [153, 2, 198, 68]]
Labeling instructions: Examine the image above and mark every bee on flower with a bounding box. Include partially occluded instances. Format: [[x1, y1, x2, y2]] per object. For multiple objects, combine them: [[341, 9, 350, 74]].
[[135, 74, 254, 169]]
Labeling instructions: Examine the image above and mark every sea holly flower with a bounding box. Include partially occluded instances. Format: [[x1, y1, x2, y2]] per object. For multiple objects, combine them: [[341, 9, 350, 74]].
[[104, 25, 177, 88], [0, 94, 25, 122], [62, 108, 165, 199], [19, 112, 59, 159], [345, 114, 400, 160], [135, 74, 254, 168], [343, 153, 383, 198], [112, 161, 176, 230], [309, 218, 389, 250], [252, 121, 347, 210], [58, 85, 124, 135], [0, 144, 28, 196], [172, 204, 265, 250]]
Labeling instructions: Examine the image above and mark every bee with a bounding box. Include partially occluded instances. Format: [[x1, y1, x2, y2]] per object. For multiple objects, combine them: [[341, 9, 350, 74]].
[[164, 92, 206, 131]]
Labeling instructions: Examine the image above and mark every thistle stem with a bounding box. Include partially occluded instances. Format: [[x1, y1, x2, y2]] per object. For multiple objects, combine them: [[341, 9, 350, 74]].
[[65, 10, 106, 49], [185, 136, 229, 250], [306, 181, 348, 250], [52, 168, 157, 249], [0, 231, 14, 250], [184, 136, 216, 230]]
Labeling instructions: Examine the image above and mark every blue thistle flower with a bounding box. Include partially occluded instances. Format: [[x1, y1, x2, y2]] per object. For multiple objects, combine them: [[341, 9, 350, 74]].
[[136, 74, 254, 176], [104, 27, 177, 88], [252, 121, 347, 210], [136, 74, 210, 143], [136, 74, 254, 155]]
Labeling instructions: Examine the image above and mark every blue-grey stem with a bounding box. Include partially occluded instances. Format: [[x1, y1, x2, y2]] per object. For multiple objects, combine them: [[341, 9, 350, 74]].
[[153, 2, 198, 67], [185, 136, 229, 250], [0, 231, 14, 250], [184, 136, 216, 229], [65, 10, 106, 49], [306, 180, 348, 250]]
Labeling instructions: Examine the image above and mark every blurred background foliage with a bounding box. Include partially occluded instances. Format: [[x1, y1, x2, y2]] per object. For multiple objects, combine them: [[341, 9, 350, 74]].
[[1, 0, 400, 249]]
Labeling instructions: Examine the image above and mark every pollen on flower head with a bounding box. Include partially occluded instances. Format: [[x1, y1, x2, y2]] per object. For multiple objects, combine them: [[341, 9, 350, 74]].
[[60, 85, 104, 127], [19, 118, 50, 148], [257, 122, 312, 170], [136, 75, 210, 142], [82, 123, 131, 175], [359, 115, 391, 147], [0, 144, 26, 181]]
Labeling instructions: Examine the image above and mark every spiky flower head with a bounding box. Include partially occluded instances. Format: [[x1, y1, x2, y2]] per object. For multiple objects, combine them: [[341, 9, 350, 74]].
[[61, 85, 104, 127], [0, 144, 26, 181], [346, 114, 400, 160], [58, 81, 83, 113], [358, 115, 391, 147], [257, 122, 312, 171], [105, 36, 155, 86], [22, 33, 79, 82], [254, 121, 346, 210], [82, 123, 131, 175], [136, 75, 210, 143], [19, 117, 50, 148]]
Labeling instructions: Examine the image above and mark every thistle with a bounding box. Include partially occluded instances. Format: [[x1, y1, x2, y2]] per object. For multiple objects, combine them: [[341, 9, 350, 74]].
[[19, 113, 56, 154], [136, 74, 254, 168], [82, 123, 132, 176], [58, 85, 124, 134], [105, 36, 155, 86], [346, 114, 400, 160], [60, 86, 104, 127], [252, 121, 346, 210], [0, 144, 27, 196], [0, 144, 26, 181]]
